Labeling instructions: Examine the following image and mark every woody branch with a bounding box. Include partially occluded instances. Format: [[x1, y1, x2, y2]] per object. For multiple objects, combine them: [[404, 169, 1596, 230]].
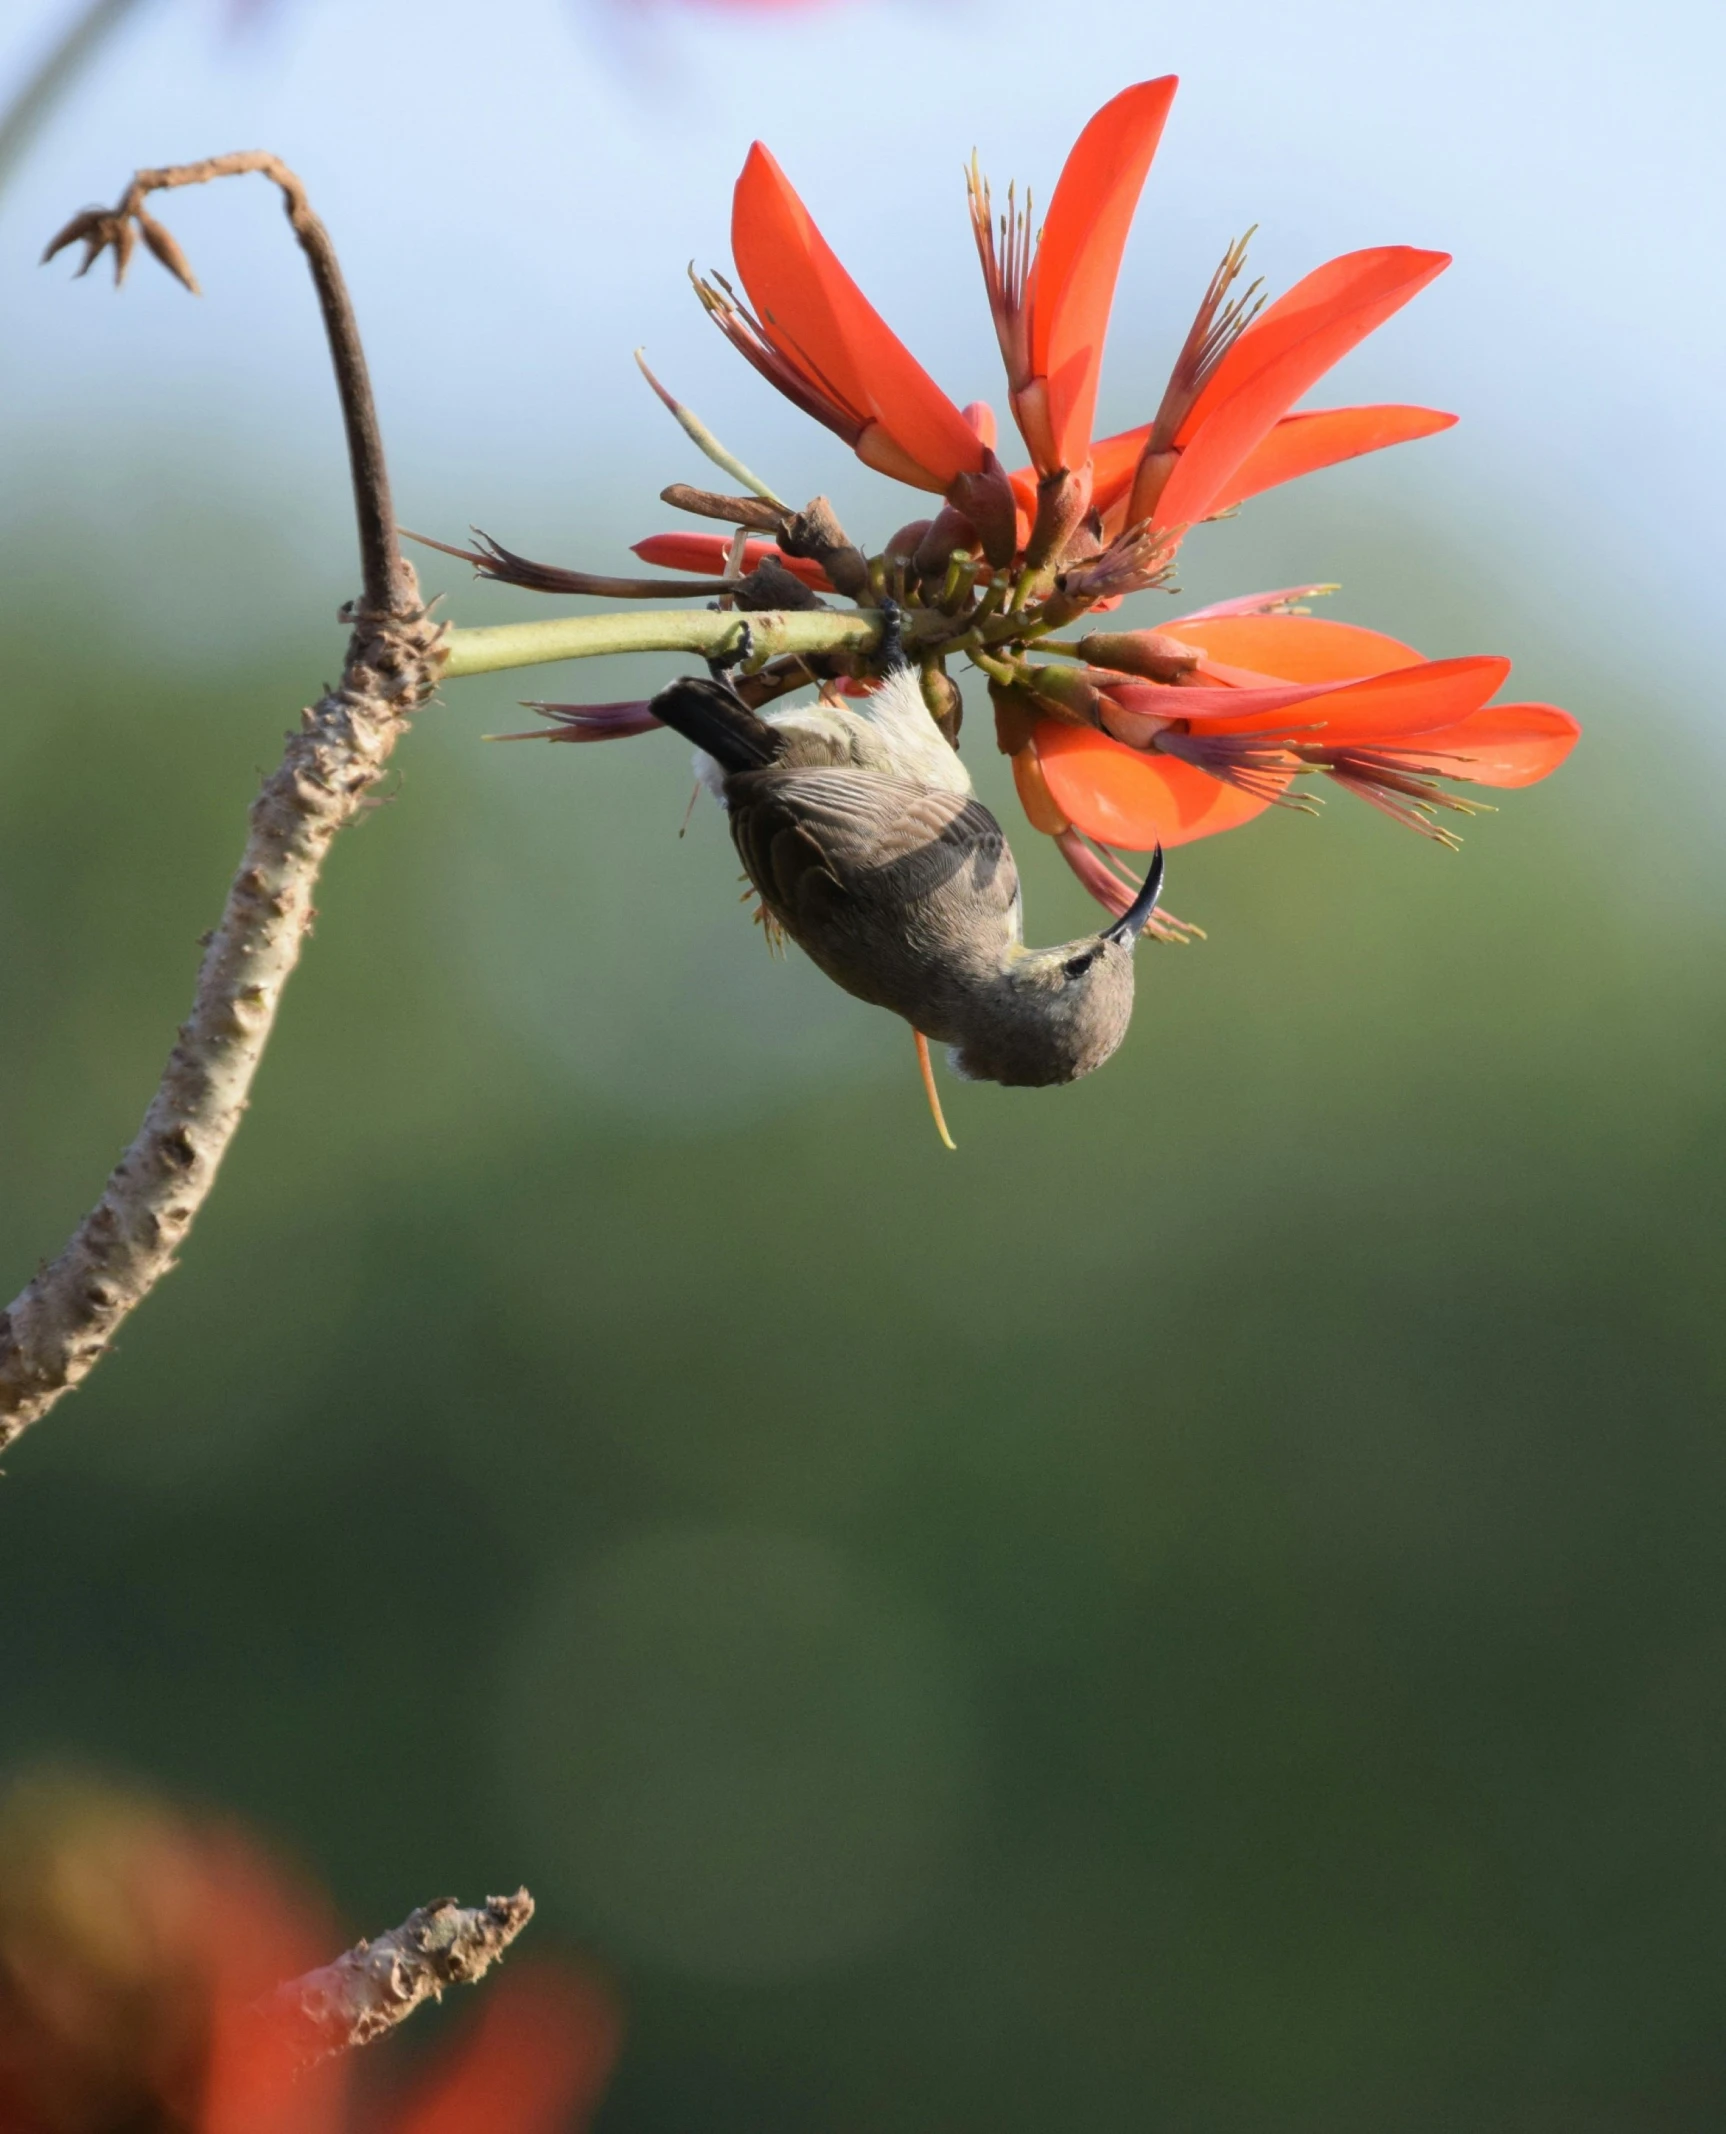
[[0, 153, 446, 1454], [262, 1891, 536, 2071]]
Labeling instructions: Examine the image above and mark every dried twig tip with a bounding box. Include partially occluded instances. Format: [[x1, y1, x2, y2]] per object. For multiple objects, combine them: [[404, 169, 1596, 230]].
[[261, 1889, 535, 2071], [42, 195, 200, 293], [135, 207, 198, 292]]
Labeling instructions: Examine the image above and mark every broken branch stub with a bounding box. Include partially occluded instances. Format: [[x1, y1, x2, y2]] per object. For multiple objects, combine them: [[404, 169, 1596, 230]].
[[262, 1892, 536, 2071]]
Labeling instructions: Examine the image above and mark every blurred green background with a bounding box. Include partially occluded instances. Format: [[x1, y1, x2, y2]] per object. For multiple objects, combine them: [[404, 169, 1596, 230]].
[[3, 478, 1723, 2130], [4, 0, 1726, 2126]]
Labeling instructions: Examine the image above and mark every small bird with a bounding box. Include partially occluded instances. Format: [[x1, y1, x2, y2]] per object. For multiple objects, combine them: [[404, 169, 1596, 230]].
[[649, 647, 1164, 1101]]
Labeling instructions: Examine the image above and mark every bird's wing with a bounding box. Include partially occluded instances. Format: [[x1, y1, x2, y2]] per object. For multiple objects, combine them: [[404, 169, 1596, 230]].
[[728, 770, 1020, 924]]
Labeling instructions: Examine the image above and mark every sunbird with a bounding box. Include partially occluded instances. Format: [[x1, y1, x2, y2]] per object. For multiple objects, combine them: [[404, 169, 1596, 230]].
[[648, 646, 1164, 1100]]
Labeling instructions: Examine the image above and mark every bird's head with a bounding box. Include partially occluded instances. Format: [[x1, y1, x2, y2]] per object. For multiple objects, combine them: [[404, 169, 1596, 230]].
[[949, 848, 1164, 1087]]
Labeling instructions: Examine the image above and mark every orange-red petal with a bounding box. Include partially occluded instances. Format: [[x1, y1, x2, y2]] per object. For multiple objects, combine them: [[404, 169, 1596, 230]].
[[1163, 612, 1424, 683], [1031, 719, 1273, 848], [1209, 403, 1457, 512], [1173, 585, 1341, 621], [1177, 654, 1510, 743], [733, 144, 986, 492], [632, 532, 832, 589], [1025, 78, 1178, 472], [1086, 422, 1152, 517], [1005, 463, 1040, 530], [1179, 251, 1451, 441], [1011, 742, 1071, 834], [1383, 701, 1581, 787], [1155, 248, 1450, 533], [962, 401, 999, 450]]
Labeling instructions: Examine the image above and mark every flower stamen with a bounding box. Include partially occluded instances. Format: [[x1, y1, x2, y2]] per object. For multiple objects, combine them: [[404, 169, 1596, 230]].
[[1127, 232, 1263, 528], [1056, 519, 1176, 602], [1308, 746, 1499, 846], [690, 267, 866, 447], [1152, 231, 1263, 452], [1154, 726, 1307, 805], [966, 158, 1035, 397]]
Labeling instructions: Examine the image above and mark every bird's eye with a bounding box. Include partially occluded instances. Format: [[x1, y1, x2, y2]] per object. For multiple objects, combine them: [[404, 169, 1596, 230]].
[[1064, 951, 1095, 980]]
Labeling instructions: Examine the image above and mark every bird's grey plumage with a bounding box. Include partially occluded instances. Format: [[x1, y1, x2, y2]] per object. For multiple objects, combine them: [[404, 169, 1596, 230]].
[[654, 664, 1160, 1088]]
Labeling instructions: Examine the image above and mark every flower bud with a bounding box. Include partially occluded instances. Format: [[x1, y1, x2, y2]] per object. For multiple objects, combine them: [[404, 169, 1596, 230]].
[[912, 506, 979, 580], [947, 449, 1020, 569], [1077, 630, 1201, 683], [1021, 661, 1104, 726], [988, 686, 1069, 831], [920, 665, 963, 746], [1023, 465, 1094, 572]]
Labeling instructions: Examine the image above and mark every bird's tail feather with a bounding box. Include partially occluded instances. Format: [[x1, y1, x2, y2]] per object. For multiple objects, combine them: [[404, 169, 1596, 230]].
[[649, 677, 784, 772]]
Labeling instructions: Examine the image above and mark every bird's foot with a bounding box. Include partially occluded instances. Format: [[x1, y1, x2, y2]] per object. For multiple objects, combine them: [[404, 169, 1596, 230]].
[[877, 594, 906, 673], [706, 618, 755, 692]]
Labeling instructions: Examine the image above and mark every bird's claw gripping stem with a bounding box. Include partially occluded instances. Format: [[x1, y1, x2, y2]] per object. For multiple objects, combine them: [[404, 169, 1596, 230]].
[[706, 618, 755, 692], [877, 595, 906, 673]]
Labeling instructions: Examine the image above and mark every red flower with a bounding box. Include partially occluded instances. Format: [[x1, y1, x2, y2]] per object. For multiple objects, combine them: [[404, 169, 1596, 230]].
[[700, 77, 1456, 562], [695, 148, 1018, 555], [1106, 247, 1454, 543], [650, 79, 1579, 896], [1014, 597, 1579, 860], [631, 531, 832, 590], [967, 78, 1177, 479]]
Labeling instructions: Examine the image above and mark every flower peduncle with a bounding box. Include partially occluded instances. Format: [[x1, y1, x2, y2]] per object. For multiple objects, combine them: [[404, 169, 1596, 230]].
[[443, 606, 880, 680]]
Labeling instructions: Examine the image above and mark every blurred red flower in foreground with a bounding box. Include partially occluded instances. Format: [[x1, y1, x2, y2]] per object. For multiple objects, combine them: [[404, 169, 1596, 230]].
[[0, 1777, 618, 2134], [645, 76, 1578, 889]]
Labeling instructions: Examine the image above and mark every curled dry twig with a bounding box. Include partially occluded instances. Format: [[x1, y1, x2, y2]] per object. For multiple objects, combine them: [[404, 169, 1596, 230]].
[[0, 153, 447, 1454], [262, 1891, 535, 2071]]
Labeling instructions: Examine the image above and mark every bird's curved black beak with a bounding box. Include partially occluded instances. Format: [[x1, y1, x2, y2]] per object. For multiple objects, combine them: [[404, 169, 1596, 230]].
[[1100, 845, 1164, 948]]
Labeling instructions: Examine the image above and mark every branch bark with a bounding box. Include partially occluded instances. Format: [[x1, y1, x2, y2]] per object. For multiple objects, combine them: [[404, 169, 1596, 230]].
[[0, 154, 445, 1454], [261, 1891, 535, 2071], [42, 151, 411, 614]]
